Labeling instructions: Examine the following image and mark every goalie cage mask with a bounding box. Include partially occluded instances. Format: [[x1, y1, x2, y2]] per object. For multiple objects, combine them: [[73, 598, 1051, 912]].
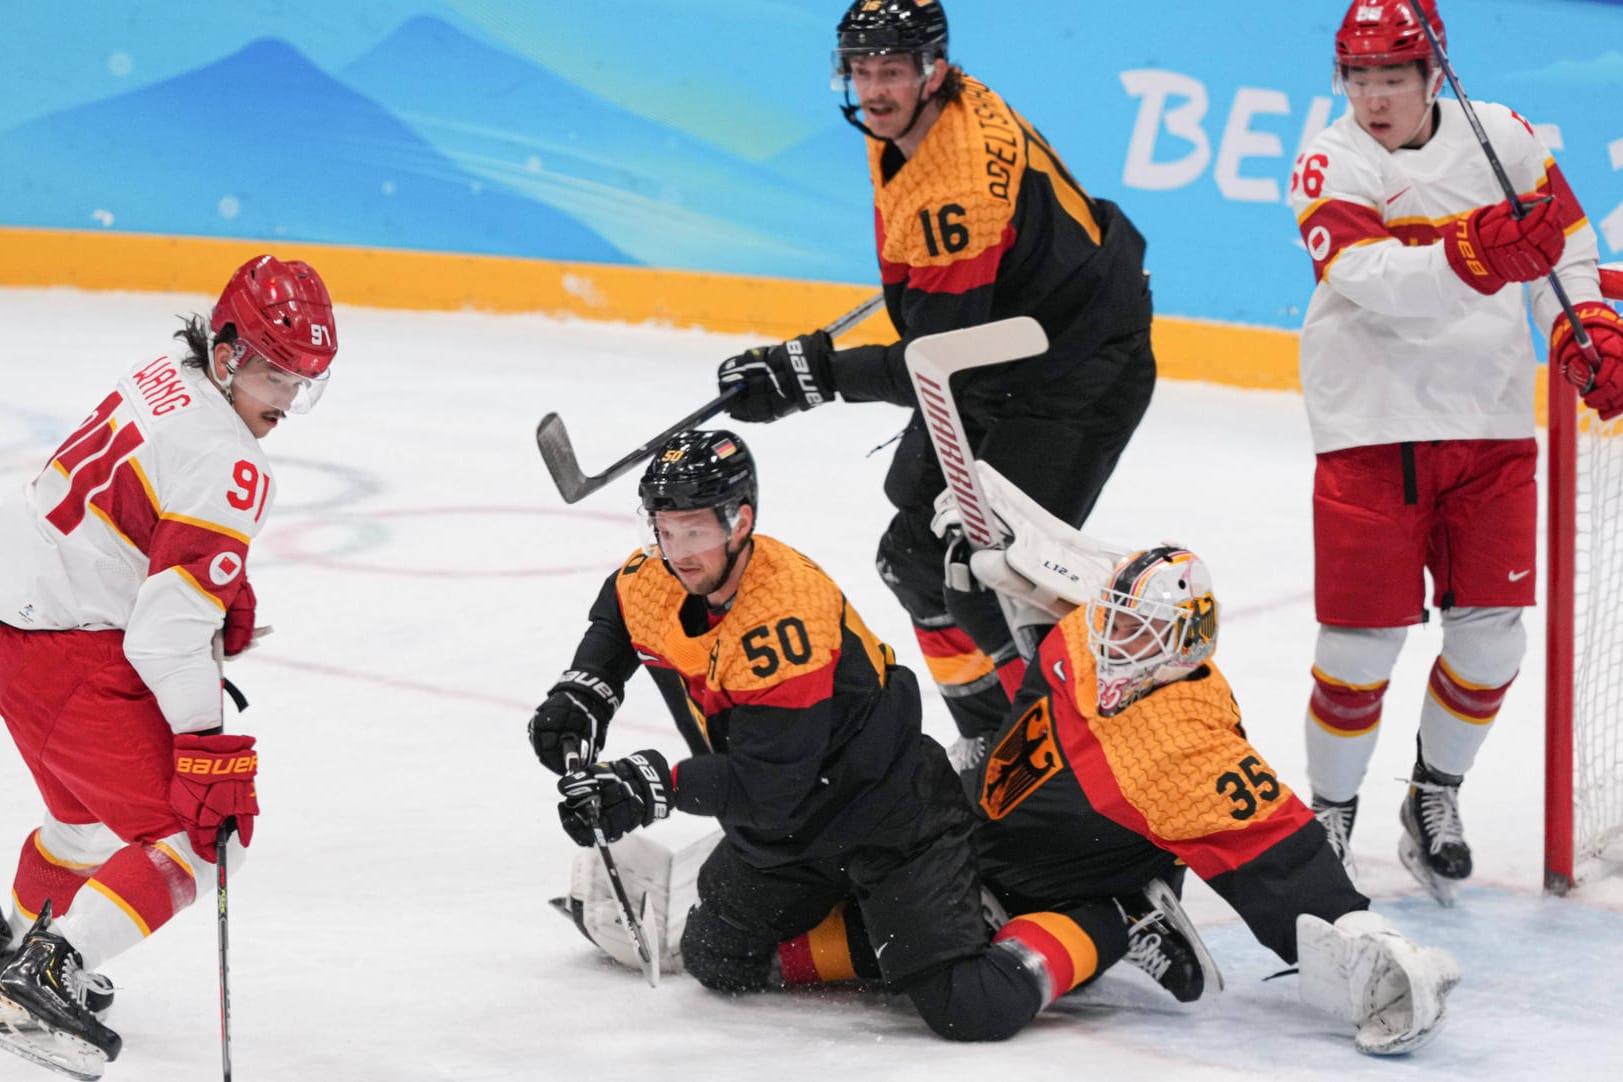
[[1087, 546, 1218, 715]]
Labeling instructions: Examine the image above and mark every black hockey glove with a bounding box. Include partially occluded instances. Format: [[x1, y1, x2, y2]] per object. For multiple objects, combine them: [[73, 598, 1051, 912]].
[[557, 750, 673, 847], [717, 331, 836, 424], [528, 670, 620, 775]]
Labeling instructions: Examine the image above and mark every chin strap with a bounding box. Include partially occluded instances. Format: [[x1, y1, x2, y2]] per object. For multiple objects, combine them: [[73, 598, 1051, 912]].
[[838, 77, 933, 146], [208, 338, 246, 402]]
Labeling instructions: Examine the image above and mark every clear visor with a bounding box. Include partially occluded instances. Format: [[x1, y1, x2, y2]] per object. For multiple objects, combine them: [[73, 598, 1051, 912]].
[[641, 506, 738, 561], [1335, 62, 1432, 98], [830, 49, 931, 92], [232, 352, 329, 414]]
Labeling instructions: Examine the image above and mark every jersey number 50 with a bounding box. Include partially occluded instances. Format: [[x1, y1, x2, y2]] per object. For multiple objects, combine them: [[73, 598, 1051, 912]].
[[740, 618, 814, 677]]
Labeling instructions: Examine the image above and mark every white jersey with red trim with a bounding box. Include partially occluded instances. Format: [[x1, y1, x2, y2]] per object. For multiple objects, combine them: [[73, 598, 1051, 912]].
[[0, 354, 274, 733], [1289, 98, 1603, 454]]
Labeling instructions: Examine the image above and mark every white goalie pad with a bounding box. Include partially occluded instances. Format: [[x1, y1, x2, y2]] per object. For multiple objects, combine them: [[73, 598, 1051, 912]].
[[931, 461, 1129, 618], [1296, 910, 1461, 1055], [551, 829, 721, 976]]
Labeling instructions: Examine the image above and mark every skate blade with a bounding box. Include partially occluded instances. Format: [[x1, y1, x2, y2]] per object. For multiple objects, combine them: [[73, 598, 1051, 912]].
[[0, 1010, 108, 1081], [1398, 836, 1459, 908]]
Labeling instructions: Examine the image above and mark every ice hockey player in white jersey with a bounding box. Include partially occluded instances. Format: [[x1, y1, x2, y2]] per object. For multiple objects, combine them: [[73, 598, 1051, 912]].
[[1287, 2, 1622, 904], [0, 255, 338, 1079]]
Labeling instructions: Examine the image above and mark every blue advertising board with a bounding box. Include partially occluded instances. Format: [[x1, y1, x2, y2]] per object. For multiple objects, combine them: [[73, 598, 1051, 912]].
[[1, 0, 1618, 330]]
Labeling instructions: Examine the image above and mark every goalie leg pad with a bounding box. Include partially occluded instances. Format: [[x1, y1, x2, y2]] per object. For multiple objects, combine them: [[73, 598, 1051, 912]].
[[1296, 910, 1461, 1055], [553, 830, 715, 975]]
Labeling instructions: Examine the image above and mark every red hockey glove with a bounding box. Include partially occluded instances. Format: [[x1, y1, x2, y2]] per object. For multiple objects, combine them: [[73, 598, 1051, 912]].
[[1553, 302, 1623, 420], [171, 733, 259, 863], [222, 580, 257, 657], [1601, 267, 1623, 302], [1443, 194, 1565, 295]]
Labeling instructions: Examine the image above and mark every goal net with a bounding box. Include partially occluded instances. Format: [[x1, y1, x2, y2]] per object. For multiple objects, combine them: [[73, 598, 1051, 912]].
[[1546, 266, 1623, 892]]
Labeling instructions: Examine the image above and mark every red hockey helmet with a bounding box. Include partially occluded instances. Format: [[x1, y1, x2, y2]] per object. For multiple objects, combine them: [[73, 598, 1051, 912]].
[[1335, 1, 1445, 70], [211, 255, 337, 382]]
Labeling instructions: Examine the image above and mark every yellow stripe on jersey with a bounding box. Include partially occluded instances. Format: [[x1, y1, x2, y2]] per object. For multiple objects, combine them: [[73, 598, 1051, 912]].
[[84, 878, 154, 938], [1021, 122, 1100, 245], [922, 647, 995, 687], [174, 566, 228, 611]]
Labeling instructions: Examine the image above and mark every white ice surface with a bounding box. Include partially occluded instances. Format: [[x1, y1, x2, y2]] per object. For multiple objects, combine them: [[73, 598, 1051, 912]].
[[2, 288, 1621, 1081]]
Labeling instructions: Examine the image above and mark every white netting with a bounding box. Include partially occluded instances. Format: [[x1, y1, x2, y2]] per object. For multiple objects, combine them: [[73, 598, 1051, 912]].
[[1572, 405, 1623, 863]]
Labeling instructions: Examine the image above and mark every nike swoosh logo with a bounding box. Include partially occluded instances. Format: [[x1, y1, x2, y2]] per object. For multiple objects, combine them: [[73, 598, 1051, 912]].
[[1509, 569, 1532, 582], [1387, 187, 1412, 205]]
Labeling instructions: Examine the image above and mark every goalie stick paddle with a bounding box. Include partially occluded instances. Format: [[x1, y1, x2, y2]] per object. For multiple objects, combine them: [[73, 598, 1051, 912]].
[[563, 745, 660, 987], [536, 291, 886, 503], [905, 317, 1051, 658], [904, 317, 1050, 550], [1403, 1, 1601, 370]]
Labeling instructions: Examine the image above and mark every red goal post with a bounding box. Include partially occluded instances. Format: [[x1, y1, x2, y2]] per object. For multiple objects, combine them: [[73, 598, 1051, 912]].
[[1546, 265, 1623, 893]]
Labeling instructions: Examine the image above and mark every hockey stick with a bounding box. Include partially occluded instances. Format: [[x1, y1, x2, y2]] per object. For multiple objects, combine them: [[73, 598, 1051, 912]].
[[562, 743, 660, 987], [1404, 2, 1601, 371], [905, 316, 1051, 654], [216, 818, 236, 1082], [537, 291, 886, 503]]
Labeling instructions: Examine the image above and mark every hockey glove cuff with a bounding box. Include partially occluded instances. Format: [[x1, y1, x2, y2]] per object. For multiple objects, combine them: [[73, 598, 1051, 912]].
[[557, 749, 673, 847], [530, 669, 621, 774]]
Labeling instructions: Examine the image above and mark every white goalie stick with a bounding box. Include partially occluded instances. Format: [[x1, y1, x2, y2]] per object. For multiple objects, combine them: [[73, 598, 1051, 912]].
[[536, 292, 885, 503], [904, 317, 1051, 645], [562, 743, 661, 988], [1403, 2, 1603, 373]]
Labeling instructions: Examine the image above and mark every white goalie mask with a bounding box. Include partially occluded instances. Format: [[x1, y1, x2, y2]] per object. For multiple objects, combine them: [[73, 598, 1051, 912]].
[[1086, 547, 1218, 715]]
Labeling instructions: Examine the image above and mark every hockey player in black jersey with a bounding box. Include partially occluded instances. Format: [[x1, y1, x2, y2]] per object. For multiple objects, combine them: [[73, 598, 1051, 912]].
[[711, 0, 1158, 744], [529, 431, 1223, 1041]]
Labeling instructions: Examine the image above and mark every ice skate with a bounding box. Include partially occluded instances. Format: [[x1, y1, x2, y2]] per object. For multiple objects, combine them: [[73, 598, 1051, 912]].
[[1398, 761, 1472, 907], [1, 912, 115, 1027], [1116, 878, 1224, 1003], [1312, 793, 1360, 884], [0, 903, 121, 1080]]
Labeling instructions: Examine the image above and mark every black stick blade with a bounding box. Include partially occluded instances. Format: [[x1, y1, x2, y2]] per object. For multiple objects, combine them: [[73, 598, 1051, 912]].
[[536, 413, 592, 504]]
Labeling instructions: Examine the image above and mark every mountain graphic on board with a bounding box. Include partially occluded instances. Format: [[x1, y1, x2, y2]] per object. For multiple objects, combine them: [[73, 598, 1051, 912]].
[[0, 37, 627, 264], [337, 15, 868, 279]]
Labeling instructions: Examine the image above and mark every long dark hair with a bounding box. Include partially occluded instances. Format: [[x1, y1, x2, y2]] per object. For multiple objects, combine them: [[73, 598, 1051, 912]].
[[173, 314, 235, 371]]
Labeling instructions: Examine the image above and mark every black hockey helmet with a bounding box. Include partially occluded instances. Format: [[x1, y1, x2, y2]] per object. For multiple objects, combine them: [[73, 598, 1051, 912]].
[[638, 429, 758, 516], [834, 0, 949, 70]]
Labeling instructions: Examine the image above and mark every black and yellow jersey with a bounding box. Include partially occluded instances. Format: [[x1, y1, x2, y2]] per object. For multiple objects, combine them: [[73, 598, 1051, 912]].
[[832, 74, 1153, 412], [972, 609, 1366, 963], [564, 534, 926, 865]]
